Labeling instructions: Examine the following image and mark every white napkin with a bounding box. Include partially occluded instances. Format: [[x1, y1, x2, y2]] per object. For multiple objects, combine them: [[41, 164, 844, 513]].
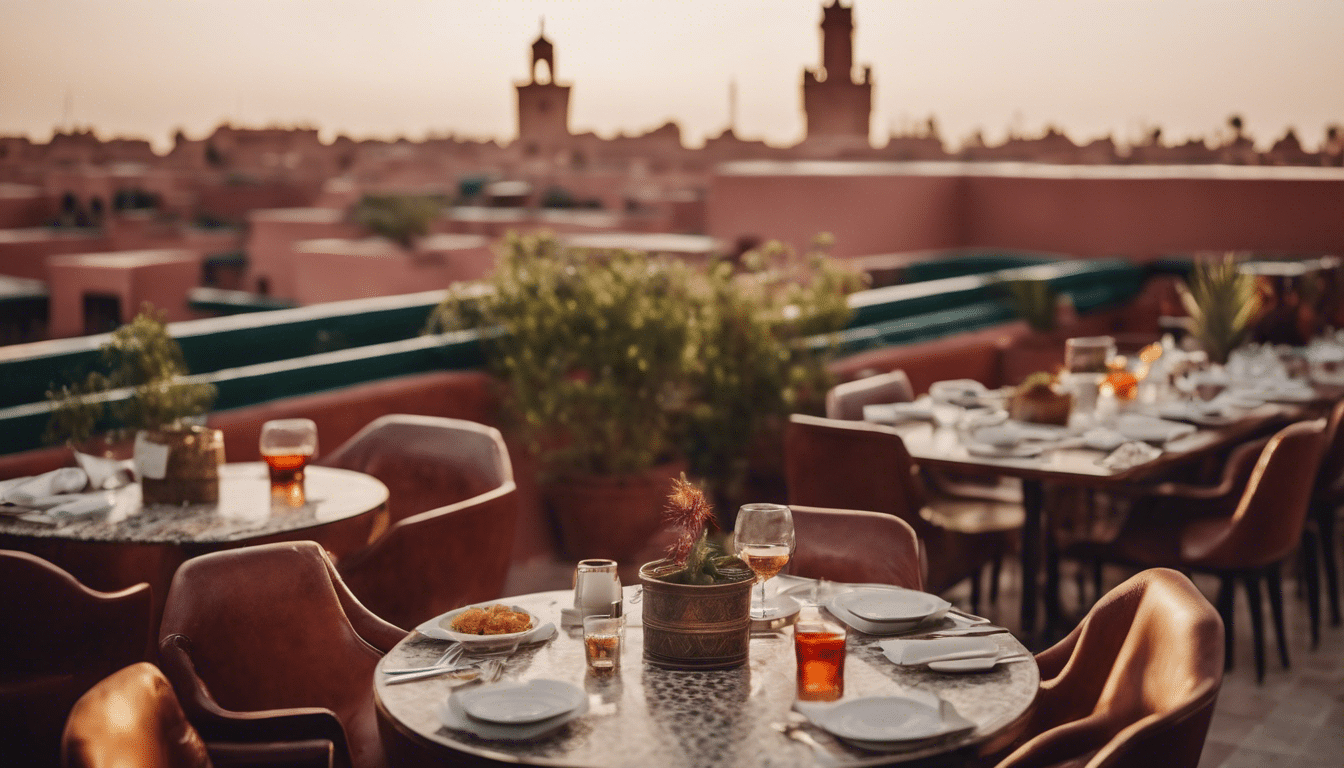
[[1099, 441, 1163, 471], [878, 636, 1000, 666], [929, 379, 988, 406], [1113, 414, 1196, 444], [863, 399, 934, 424], [3, 468, 89, 506]]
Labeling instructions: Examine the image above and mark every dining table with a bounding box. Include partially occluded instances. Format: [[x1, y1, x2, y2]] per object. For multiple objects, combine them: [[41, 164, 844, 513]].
[[886, 398, 1310, 641], [375, 584, 1040, 768]]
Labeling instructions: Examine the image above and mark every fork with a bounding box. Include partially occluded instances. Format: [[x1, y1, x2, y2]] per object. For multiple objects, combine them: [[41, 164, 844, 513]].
[[771, 721, 831, 760], [383, 643, 464, 675]]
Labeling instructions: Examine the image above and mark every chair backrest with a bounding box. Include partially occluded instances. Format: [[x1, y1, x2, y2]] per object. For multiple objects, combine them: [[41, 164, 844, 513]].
[[62, 662, 212, 768], [316, 414, 514, 525], [825, 370, 915, 421], [337, 481, 520, 630], [0, 550, 152, 767], [998, 568, 1224, 768], [158, 541, 399, 724], [784, 414, 933, 538], [1188, 418, 1326, 569], [788, 505, 923, 590], [1312, 398, 1344, 497]]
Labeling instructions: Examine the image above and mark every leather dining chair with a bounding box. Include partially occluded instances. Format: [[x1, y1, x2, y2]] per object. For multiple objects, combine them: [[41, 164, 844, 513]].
[[824, 370, 915, 421], [316, 414, 515, 527], [329, 417, 519, 630], [158, 541, 406, 768], [788, 505, 923, 590], [1306, 398, 1344, 630], [784, 414, 1021, 609], [0, 550, 153, 768], [1098, 419, 1326, 683], [62, 662, 332, 768], [991, 568, 1223, 768]]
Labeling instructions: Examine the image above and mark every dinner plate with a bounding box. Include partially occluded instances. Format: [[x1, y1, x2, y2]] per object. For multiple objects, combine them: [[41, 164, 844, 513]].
[[457, 679, 585, 725], [964, 441, 1047, 458], [1113, 415, 1196, 445], [806, 696, 974, 744], [834, 588, 948, 623], [825, 592, 950, 635], [440, 683, 589, 741], [415, 604, 546, 652], [878, 636, 1001, 666]]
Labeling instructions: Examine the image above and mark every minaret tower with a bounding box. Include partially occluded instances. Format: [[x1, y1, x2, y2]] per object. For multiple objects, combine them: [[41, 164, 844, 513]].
[[515, 19, 572, 153], [802, 1, 873, 144]]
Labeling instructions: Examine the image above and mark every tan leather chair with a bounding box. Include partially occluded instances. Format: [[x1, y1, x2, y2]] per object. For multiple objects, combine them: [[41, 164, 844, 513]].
[[824, 370, 914, 421], [316, 414, 513, 526], [992, 568, 1223, 768], [788, 505, 923, 590], [62, 662, 332, 768], [1101, 419, 1326, 682], [0, 550, 152, 768], [784, 415, 1020, 606], [158, 542, 406, 768], [328, 416, 519, 630]]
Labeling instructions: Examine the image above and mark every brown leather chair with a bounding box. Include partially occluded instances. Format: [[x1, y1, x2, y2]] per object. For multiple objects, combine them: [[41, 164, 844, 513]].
[[992, 568, 1223, 768], [0, 550, 153, 768], [784, 414, 1020, 607], [328, 416, 519, 630], [316, 414, 513, 526], [1100, 419, 1326, 682], [824, 370, 915, 421], [788, 505, 922, 590], [62, 662, 332, 768], [1306, 398, 1344, 630], [158, 541, 406, 768]]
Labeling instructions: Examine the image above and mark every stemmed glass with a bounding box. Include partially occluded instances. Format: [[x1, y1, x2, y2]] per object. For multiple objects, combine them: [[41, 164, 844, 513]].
[[734, 503, 796, 620]]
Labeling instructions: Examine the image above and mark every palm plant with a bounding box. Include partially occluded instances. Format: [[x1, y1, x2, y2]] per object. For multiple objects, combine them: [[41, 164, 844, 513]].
[[1178, 254, 1262, 365]]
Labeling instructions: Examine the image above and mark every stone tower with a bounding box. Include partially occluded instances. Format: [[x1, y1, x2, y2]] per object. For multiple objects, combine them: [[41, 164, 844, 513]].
[[515, 21, 571, 152], [802, 1, 872, 145]]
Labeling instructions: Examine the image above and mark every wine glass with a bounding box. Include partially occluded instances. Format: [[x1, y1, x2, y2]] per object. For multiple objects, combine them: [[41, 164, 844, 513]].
[[734, 503, 796, 620], [259, 419, 318, 502]]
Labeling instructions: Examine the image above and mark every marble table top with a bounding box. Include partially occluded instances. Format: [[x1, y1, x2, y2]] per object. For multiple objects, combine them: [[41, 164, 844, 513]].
[[376, 587, 1038, 768], [0, 462, 388, 545]]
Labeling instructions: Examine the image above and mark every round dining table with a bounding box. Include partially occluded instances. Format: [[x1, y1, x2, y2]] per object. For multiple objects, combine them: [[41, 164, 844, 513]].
[[375, 586, 1039, 768]]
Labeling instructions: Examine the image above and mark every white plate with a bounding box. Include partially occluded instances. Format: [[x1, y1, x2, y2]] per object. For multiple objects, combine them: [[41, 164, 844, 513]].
[[965, 441, 1046, 458], [834, 589, 948, 623], [878, 636, 1000, 666], [1114, 415, 1196, 445], [808, 696, 972, 744], [415, 604, 542, 652], [440, 682, 589, 741], [825, 594, 950, 635], [457, 679, 585, 725]]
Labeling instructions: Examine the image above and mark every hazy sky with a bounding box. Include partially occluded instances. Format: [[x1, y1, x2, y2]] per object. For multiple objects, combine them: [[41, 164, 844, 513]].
[[2, 0, 1341, 153]]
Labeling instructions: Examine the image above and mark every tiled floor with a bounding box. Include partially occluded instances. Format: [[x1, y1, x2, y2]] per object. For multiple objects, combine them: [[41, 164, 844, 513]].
[[504, 553, 1344, 766]]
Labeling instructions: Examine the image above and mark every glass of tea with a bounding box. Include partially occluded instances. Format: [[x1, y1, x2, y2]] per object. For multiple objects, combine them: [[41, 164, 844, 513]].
[[733, 503, 796, 620], [259, 419, 318, 503], [794, 606, 846, 702], [582, 615, 622, 676]]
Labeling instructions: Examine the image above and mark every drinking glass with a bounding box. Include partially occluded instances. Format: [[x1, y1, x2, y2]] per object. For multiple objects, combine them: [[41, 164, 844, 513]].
[[582, 615, 622, 676], [733, 503, 796, 620], [573, 559, 622, 619], [794, 605, 846, 701], [259, 419, 317, 503]]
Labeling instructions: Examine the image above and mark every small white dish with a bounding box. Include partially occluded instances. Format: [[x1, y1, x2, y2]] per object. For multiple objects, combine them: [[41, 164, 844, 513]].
[[801, 694, 974, 745], [457, 679, 585, 725], [834, 588, 947, 623], [416, 605, 542, 653], [440, 682, 589, 741], [825, 590, 950, 635], [965, 441, 1046, 458]]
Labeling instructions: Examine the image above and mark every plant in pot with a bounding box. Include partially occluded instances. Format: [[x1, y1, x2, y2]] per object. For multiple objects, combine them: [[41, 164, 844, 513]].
[[46, 306, 220, 505], [1177, 253, 1262, 365], [639, 475, 755, 670]]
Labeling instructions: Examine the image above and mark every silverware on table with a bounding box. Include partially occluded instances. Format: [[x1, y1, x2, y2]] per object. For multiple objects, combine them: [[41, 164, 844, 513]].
[[383, 642, 463, 675], [772, 720, 831, 759]]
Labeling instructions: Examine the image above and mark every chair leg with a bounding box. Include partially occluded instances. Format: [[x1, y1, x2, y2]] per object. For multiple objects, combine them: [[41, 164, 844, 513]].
[[989, 556, 1002, 606], [1216, 575, 1235, 672], [1264, 564, 1291, 670], [1301, 528, 1322, 649], [1244, 572, 1267, 684], [969, 569, 983, 615]]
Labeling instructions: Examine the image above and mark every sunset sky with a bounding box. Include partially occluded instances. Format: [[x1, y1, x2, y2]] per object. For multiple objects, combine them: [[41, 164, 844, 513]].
[[2, 0, 1341, 153]]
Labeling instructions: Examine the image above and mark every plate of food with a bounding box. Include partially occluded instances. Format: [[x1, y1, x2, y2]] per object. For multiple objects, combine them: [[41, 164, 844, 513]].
[[416, 603, 540, 652]]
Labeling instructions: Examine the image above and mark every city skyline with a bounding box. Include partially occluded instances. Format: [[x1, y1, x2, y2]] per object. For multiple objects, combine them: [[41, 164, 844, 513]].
[[3, 0, 1342, 153]]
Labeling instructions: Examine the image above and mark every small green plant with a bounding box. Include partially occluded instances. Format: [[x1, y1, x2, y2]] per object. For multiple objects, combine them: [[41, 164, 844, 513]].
[[45, 306, 217, 446], [1178, 254, 1262, 364], [650, 474, 751, 585], [352, 194, 442, 248], [1003, 278, 1059, 333]]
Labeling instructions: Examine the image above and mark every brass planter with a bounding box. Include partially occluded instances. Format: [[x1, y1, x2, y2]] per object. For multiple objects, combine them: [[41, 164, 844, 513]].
[[639, 560, 753, 670], [137, 426, 225, 506]]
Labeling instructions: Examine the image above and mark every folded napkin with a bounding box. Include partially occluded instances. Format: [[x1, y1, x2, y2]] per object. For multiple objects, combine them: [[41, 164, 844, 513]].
[[1113, 414, 1196, 444], [17, 492, 115, 526], [878, 636, 1000, 666], [929, 379, 988, 406], [1099, 441, 1163, 471], [3, 467, 89, 507], [863, 399, 934, 424]]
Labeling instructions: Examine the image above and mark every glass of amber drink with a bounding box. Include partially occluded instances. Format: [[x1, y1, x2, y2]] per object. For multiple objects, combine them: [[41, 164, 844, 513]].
[[259, 419, 318, 504], [582, 615, 622, 676], [734, 503, 796, 619], [794, 606, 846, 702]]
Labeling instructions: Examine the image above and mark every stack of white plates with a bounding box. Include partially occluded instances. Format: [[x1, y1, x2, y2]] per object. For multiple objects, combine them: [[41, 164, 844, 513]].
[[796, 692, 974, 750], [825, 588, 951, 635], [439, 679, 589, 741]]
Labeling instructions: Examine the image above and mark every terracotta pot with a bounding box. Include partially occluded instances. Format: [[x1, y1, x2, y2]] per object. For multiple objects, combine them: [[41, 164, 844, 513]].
[[639, 559, 753, 670], [545, 460, 686, 562], [136, 426, 225, 505], [1009, 389, 1074, 426]]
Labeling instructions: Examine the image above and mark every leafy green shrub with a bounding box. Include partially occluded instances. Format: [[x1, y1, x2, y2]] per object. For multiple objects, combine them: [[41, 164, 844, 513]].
[[352, 194, 442, 248]]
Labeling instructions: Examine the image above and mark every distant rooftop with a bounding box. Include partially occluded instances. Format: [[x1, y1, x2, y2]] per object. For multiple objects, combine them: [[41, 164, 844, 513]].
[[717, 160, 1344, 181], [48, 249, 195, 269], [295, 234, 488, 257], [561, 232, 720, 256], [0, 228, 102, 244], [249, 207, 348, 224]]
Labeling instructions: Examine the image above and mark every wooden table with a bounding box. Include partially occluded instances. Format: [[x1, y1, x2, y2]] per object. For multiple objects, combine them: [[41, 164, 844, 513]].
[[890, 403, 1302, 640], [375, 586, 1039, 768], [0, 462, 388, 621]]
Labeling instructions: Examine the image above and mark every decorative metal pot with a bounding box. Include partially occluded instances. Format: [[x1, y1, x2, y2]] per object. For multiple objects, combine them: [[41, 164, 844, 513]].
[[638, 559, 753, 670], [136, 426, 225, 505]]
